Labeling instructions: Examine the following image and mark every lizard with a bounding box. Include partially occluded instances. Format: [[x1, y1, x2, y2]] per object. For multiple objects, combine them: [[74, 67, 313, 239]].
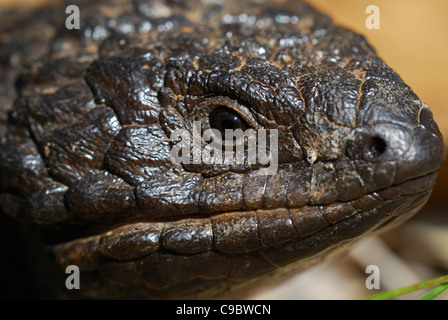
[[0, 0, 445, 299]]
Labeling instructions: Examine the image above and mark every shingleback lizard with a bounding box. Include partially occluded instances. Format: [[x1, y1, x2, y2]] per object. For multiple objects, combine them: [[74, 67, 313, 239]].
[[0, 0, 446, 299]]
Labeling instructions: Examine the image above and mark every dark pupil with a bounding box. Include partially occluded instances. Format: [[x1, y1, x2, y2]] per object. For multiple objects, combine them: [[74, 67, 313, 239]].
[[209, 106, 247, 134]]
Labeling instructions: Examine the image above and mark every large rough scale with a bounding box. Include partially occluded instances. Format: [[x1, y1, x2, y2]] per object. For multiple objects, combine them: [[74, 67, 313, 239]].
[[0, 0, 445, 299]]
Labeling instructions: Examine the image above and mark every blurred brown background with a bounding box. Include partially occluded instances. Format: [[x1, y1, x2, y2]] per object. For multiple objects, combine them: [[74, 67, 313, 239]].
[[0, 0, 447, 299]]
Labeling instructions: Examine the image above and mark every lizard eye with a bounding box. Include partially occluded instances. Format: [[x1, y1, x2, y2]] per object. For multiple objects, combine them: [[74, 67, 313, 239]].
[[209, 106, 248, 136]]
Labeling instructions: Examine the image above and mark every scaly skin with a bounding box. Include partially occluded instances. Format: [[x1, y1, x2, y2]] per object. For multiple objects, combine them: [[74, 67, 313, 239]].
[[0, 0, 445, 299]]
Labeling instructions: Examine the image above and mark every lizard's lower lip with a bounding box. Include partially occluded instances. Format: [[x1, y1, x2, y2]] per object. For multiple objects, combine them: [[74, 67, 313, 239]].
[[52, 171, 437, 291]]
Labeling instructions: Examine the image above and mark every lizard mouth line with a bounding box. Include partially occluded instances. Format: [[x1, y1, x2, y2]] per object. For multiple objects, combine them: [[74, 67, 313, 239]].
[[51, 171, 437, 268]]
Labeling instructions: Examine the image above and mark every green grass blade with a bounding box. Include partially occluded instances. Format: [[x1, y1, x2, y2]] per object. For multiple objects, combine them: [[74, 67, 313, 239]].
[[363, 275, 448, 300], [418, 282, 448, 300]]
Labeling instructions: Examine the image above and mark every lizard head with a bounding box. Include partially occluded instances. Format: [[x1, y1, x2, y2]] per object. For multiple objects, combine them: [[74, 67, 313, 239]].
[[0, 0, 445, 298]]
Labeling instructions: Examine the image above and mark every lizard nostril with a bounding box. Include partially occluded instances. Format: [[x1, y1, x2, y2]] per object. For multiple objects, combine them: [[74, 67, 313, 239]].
[[365, 136, 387, 160], [347, 123, 411, 162]]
